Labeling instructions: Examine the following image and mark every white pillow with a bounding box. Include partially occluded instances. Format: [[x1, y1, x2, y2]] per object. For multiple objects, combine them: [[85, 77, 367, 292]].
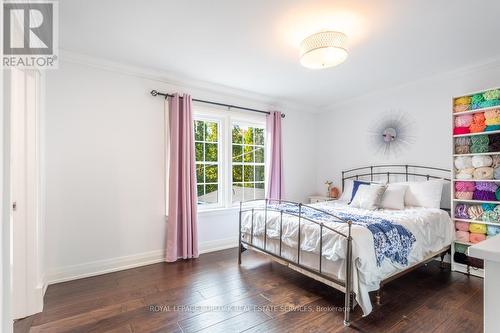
[[379, 184, 408, 210], [350, 184, 387, 210], [396, 180, 444, 208], [339, 179, 354, 202]]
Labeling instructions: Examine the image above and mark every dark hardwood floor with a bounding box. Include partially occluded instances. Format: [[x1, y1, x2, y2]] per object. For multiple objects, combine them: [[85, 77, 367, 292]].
[[15, 248, 483, 333]]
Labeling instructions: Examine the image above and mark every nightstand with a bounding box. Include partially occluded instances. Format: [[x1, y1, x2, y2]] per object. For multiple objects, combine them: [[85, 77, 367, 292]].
[[308, 196, 336, 204]]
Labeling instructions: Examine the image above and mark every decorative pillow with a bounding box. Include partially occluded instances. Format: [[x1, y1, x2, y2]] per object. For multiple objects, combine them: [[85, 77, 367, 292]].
[[379, 184, 408, 210], [395, 180, 444, 208], [349, 184, 387, 210], [349, 180, 371, 203], [339, 179, 354, 202]]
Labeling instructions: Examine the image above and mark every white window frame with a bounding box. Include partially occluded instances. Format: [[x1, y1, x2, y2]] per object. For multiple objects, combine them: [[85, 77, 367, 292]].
[[193, 106, 266, 212]]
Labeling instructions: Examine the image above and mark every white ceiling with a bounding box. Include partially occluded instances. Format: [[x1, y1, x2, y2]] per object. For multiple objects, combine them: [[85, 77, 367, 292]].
[[60, 0, 500, 109]]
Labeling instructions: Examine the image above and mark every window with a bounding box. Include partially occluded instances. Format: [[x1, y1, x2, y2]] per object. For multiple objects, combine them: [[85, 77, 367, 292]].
[[231, 124, 265, 203], [194, 120, 221, 207], [193, 109, 266, 210]]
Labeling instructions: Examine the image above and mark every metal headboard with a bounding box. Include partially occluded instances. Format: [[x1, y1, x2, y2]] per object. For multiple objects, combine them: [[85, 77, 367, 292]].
[[341, 164, 452, 210]]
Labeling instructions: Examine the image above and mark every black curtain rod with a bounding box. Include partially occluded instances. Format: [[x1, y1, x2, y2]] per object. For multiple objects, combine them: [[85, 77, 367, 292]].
[[150, 90, 285, 118]]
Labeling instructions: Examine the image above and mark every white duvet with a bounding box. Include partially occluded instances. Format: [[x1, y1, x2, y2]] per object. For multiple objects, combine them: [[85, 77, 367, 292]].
[[240, 200, 453, 315]]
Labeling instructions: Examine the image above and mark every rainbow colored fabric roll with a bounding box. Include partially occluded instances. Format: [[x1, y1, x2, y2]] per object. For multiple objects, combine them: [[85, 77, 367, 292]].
[[456, 191, 474, 200], [484, 89, 500, 101], [472, 155, 493, 168], [473, 167, 494, 179], [474, 190, 496, 201], [455, 181, 475, 192], [470, 223, 487, 234], [487, 225, 500, 236], [475, 181, 498, 192], [468, 205, 484, 220], [455, 114, 473, 127], [455, 230, 470, 242], [470, 233, 486, 243], [455, 204, 469, 219], [455, 221, 470, 231], [482, 210, 498, 222]]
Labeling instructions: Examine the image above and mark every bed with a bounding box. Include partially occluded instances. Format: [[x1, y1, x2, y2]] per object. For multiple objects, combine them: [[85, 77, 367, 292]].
[[237, 165, 453, 326]]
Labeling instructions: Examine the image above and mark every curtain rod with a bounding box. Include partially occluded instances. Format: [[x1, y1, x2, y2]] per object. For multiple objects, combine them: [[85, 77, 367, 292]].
[[150, 90, 285, 118]]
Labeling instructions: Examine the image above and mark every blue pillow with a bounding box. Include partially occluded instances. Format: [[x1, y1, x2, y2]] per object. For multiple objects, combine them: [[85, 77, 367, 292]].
[[350, 180, 370, 203]]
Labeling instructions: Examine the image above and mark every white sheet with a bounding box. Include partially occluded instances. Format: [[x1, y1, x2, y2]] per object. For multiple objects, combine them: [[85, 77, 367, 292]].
[[240, 200, 453, 315]]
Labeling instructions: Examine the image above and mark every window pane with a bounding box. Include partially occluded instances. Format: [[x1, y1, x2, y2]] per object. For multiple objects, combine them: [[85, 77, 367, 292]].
[[194, 121, 204, 141], [232, 125, 243, 144], [205, 164, 218, 183], [243, 127, 254, 144], [243, 146, 254, 162], [255, 182, 265, 199], [255, 147, 264, 163], [195, 142, 203, 161], [255, 128, 264, 145], [232, 145, 242, 162], [244, 183, 255, 200], [197, 185, 204, 197], [203, 184, 218, 204], [244, 165, 254, 182], [232, 183, 244, 202], [232, 165, 242, 182], [196, 164, 204, 183], [255, 165, 265, 182], [205, 122, 218, 142], [205, 143, 218, 162]]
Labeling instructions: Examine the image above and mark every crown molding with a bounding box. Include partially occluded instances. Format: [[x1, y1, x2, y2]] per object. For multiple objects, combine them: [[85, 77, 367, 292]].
[[59, 49, 315, 114], [318, 55, 500, 113]]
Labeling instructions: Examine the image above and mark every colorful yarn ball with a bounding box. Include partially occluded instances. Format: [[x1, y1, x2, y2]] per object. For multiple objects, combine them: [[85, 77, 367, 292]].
[[455, 137, 472, 146], [474, 190, 496, 201], [455, 230, 470, 242], [456, 168, 474, 180], [455, 204, 469, 219], [455, 145, 470, 154], [455, 221, 470, 231], [484, 109, 500, 119], [482, 210, 498, 222], [472, 155, 493, 168], [455, 114, 473, 127], [492, 155, 500, 168], [495, 167, 500, 180], [470, 233, 486, 243], [479, 100, 500, 108], [470, 223, 487, 233], [486, 125, 500, 132], [482, 203, 496, 211], [468, 205, 484, 220], [455, 96, 472, 105], [473, 167, 494, 180], [484, 89, 500, 101], [456, 191, 474, 200], [486, 117, 500, 126], [471, 134, 489, 145], [496, 187, 500, 200], [455, 181, 475, 192], [474, 181, 498, 192], [494, 205, 500, 216], [487, 225, 500, 236], [471, 93, 485, 104], [454, 127, 470, 135], [454, 156, 472, 170]]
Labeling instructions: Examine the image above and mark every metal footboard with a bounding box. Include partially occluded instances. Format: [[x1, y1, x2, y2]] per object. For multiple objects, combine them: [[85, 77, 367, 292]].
[[237, 199, 354, 326]]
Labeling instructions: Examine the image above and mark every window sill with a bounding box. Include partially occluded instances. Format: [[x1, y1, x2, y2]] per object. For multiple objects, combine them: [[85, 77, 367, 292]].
[[197, 206, 240, 217]]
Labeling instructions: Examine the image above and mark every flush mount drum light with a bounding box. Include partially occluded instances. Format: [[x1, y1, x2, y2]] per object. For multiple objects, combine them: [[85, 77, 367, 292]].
[[300, 31, 348, 69]]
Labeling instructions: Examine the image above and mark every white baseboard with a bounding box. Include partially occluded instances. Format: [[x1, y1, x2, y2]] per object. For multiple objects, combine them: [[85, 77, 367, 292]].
[[46, 237, 238, 285]]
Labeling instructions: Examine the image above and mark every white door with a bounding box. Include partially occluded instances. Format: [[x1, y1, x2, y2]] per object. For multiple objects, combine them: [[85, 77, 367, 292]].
[[10, 68, 44, 319]]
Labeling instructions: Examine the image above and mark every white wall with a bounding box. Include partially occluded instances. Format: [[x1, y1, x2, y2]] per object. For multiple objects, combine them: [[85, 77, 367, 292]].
[[315, 61, 500, 193], [44, 56, 318, 283]]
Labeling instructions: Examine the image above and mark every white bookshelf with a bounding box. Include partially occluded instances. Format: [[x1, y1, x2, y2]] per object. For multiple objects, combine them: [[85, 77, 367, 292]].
[[451, 87, 500, 278]]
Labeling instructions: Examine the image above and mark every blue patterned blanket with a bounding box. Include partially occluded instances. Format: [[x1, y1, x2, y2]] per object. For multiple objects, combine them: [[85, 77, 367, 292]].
[[269, 203, 416, 267]]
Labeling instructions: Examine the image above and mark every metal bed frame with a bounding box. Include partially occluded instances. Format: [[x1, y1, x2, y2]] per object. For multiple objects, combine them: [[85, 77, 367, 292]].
[[238, 165, 452, 326]]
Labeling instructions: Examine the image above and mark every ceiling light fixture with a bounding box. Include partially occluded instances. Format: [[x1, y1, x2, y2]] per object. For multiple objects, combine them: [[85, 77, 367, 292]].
[[299, 31, 348, 69]]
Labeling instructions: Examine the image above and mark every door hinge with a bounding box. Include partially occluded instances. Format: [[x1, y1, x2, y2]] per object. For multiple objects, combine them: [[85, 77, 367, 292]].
[[12, 202, 17, 211]]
